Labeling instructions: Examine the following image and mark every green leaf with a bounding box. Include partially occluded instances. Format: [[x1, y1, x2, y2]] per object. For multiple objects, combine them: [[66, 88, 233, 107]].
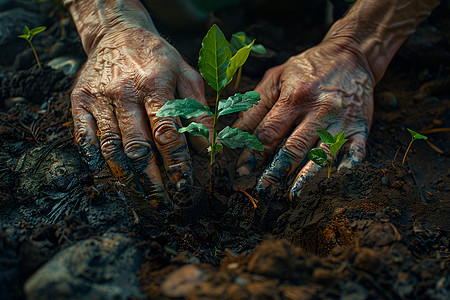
[[226, 40, 254, 85], [179, 122, 210, 141], [217, 126, 263, 151], [230, 32, 266, 55], [334, 131, 346, 142], [207, 143, 223, 153], [308, 148, 328, 167], [18, 34, 29, 40], [217, 91, 260, 116], [407, 128, 427, 140], [317, 130, 335, 144], [156, 98, 212, 119], [23, 26, 30, 35], [230, 32, 247, 54], [30, 26, 46, 36], [198, 24, 231, 92], [251, 44, 267, 55], [330, 139, 348, 157]]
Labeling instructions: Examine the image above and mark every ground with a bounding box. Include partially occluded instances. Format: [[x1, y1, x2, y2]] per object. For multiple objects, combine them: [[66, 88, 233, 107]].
[[0, 1, 449, 299]]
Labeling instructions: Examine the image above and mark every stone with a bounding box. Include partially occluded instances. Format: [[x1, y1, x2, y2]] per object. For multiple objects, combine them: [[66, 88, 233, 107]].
[[24, 232, 144, 300]]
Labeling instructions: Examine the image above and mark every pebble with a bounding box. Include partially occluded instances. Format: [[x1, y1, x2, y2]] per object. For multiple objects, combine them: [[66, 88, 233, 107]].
[[48, 56, 83, 76]]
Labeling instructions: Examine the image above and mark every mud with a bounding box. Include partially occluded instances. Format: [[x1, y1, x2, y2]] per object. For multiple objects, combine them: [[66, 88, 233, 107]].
[[1, 1, 449, 299]]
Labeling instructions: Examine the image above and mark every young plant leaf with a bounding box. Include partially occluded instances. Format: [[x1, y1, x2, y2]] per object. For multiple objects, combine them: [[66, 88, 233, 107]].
[[334, 131, 346, 142], [217, 91, 260, 116], [156, 98, 212, 119], [226, 40, 254, 85], [208, 143, 223, 153], [217, 126, 263, 151], [18, 35, 29, 39], [308, 148, 328, 167], [251, 44, 267, 55], [317, 130, 335, 144], [30, 26, 46, 36], [179, 122, 210, 141], [23, 26, 30, 35], [230, 32, 267, 55], [198, 24, 231, 92], [407, 128, 427, 140], [330, 139, 348, 157]]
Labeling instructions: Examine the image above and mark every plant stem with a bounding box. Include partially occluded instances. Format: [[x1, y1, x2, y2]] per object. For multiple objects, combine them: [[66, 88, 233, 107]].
[[28, 40, 41, 69], [328, 155, 336, 179], [209, 90, 222, 204], [402, 139, 415, 164]]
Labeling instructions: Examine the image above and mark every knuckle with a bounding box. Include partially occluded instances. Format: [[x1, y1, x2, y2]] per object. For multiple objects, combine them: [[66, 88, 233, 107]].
[[256, 123, 283, 149], [124, 141, 155, 163], [99, 130, 123, 160], [284, 136, 311, 160], [153, 120, 183, 146]]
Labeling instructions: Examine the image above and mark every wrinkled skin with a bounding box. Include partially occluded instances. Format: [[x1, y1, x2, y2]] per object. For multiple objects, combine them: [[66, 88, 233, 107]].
[[71, 27, 211, 207], [234, 39, 374, 200]]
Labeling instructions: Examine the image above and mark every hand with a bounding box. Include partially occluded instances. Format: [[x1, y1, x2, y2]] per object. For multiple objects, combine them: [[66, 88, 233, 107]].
[[71, 26, 211, 207], [234, 38, 375, 200]]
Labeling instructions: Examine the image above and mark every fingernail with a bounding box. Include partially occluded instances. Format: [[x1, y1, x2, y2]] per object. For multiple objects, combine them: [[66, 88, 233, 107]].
[[290, 177, 305, 200]]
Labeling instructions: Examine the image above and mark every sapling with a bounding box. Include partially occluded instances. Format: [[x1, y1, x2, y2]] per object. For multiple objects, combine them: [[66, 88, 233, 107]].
[[402, 128, 427, 164], [229, 31, 266, 89], [157, 24, 263, 202], [308, 130, 348, 178], [18, 25, 47, 69]]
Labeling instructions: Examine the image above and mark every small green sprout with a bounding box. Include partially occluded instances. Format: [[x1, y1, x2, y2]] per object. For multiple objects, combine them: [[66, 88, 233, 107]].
[[18, 25, 47, 69], [308, 130, 348, 179], [229, 31, 266, 89], [157, 24, 263, 202], [402, 128, 427, 164]]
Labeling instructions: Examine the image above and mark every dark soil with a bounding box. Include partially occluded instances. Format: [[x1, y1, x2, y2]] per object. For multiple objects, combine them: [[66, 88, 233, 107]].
[[1, 1, 449, 299]]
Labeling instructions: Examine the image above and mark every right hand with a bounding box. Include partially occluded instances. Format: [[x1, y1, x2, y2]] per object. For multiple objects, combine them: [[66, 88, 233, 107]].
[[71, 26, 212, 208]]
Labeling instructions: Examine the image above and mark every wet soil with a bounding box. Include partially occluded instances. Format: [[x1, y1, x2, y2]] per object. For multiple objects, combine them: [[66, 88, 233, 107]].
[[1, 1, 449, 299]]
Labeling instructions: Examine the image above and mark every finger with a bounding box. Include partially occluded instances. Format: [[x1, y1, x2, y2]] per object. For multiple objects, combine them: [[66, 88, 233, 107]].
[[145, 88, 194, 189], [177, 66, 213, 152], [233, 65, 282, 132], [236, 87, 303, 177], [337, 132, 367, 171], [91, 97, 150, 196], [114, 98, 171, 206], [289, 150, 326, 201], [71, 90, 102, 171], [255, 116, 322, 198]]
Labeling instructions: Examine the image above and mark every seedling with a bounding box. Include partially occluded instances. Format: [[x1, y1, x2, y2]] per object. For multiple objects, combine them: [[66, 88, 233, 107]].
[[229, 31, 266, 89], [308, 130, 348, 178], [402, 128, 427, 164], [18, 25, 47, 69], [157, 24, 263, 202]]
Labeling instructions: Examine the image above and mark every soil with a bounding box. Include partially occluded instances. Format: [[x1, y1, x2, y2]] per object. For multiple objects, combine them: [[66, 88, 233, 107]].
[[1, 1, 449, 299]]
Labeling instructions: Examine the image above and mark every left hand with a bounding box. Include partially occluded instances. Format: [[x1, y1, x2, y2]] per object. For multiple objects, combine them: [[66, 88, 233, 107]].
[[233, 38, 375, 200]]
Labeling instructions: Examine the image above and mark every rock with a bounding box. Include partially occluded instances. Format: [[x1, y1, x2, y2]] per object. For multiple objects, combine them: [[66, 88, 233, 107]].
[[24, 232, 144, 300], [161, 264, 207, 298], [48, 56, 83, 75]]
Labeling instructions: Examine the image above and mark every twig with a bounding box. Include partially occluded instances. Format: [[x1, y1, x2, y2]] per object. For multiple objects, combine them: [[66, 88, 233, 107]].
[[236, 187, 259, 209]]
